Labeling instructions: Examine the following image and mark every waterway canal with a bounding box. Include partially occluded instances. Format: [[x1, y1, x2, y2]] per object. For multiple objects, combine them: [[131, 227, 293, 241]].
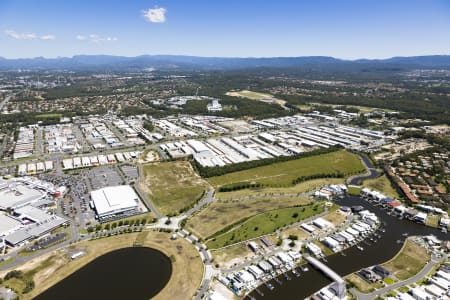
[[250, 195, 448, 299]]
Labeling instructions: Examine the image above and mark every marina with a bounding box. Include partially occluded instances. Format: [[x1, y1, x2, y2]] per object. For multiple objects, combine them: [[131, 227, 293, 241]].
[[247, 195, 448, 300]]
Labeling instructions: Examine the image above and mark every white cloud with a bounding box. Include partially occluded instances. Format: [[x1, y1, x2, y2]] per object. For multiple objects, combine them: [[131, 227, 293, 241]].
[[143, 7, 167, 23], [76, 35, 87, 41], [4, 30, 55, 40], [40, 34, 56, 40], [76, 34, 118, 43], [5, 30, 37, 40]]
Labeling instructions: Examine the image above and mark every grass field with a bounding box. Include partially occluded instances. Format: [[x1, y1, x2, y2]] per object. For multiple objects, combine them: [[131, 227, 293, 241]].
[[295, 104, 312, 111], [225, 90, 287, 107], [208, 150, 364, 188], [382, 239, 430, 280], [309, 102, 395, 114], [348, 185, 362, 196], [425, 215, 440, 228], [139, 161, 209, 215], [322, 209, 347, 227], [215, 178, 345, 200], [226, 90, 273, 100], [36, 113, 63, 119], [206, 203, 324, 249], [1, 255, 58, 297], [280, 226, 310, 240], [1, 231, 203, 300], [363, 175, 400, 199], [186, 196, 311, 239], [211, 243, 256, 269]]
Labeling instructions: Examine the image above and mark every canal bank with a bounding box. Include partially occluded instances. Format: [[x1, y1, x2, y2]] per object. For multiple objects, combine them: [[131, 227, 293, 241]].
[[249, 195, 448, 300]]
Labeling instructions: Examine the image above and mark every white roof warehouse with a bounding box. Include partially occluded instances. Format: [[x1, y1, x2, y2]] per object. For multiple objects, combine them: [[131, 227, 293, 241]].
[[90, 185, 139, 218]]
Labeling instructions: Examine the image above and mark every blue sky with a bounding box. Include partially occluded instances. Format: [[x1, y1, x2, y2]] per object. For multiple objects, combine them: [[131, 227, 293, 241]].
[[1, 0, 450, 59]]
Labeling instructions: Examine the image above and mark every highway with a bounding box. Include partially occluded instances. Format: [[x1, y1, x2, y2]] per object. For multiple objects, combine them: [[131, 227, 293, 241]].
[[0, 94, 12, 111]]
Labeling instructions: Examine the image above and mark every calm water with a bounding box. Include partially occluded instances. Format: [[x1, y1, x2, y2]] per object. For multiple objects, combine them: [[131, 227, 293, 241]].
[[250, 195, 449, 300], [34, 247, 172, 300]]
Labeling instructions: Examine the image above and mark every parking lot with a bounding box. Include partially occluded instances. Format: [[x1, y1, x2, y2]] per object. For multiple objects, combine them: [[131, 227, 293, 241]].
[[87, 166, 125, 190], [26, 232, 68, 252], [119, 164, 138, 182], [37, 172, 96, 228]]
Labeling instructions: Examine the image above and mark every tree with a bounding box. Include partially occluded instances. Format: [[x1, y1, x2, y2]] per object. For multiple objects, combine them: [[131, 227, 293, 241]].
[[288, 234, 298, 241]]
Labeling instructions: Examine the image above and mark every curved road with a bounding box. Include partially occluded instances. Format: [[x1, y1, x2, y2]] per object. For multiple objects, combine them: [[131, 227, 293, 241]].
[[351, 253, 447, 300], [348, 153, 380, 185]]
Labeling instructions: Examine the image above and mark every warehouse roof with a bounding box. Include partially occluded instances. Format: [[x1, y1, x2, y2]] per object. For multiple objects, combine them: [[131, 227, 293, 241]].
[[90, 185, 139, 217], [0, 215, 22, 236], [0, 183, 44, 209]]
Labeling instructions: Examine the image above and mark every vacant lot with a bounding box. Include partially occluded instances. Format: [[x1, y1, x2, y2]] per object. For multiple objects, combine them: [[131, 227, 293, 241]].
[[322, 209, 347, 227], [382, 239, 430, 280], [186, 196, 311, 239], [226, 90, 287, 107], [139, 161, 209, 215], [226, 90, 273, 100], [2, 232, 203, 300], [346, 273, 383, 293], [209, 150, 364, 188], [206, 203, 324, 249], [425, 215, 440, 228], [280, 226, 310, 240], [211, 243, 256, 269], [215, 178, 345, 200], [363, 175, 400, 199]]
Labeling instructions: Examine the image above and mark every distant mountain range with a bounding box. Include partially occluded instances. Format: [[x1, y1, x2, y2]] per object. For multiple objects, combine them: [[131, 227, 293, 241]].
[[0, 54, 450, 71]]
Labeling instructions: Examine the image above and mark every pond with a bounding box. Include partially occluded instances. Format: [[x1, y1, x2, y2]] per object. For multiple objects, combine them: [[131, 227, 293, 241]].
[[34, 247, 172, 300]]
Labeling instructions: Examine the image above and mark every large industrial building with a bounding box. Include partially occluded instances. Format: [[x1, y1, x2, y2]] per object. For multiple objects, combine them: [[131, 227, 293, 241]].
[[0, 178, 46, 210], [90, 185, 140, 219], [0, 177, 68, 247]]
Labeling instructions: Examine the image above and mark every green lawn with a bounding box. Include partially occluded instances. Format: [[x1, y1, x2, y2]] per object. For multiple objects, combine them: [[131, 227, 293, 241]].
[[206, 203, 324, 249], [139, 161, 209, 215], [209, 150, 364, 188], [185, 196, 311, 239], [36, 113, 63, 119], [348, 186, 362, 196], [0, 257, 14, 267]]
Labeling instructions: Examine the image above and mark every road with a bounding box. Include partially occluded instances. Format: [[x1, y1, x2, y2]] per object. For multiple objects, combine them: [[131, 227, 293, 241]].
[[36, 127, 44, 156], [350, 254, 448, 300], [347, 153, 380, 185], [184, 189, 215, 217], [0, 94, 11, 111], [134, 163, 164, 218], [0, 223, 81, 272]]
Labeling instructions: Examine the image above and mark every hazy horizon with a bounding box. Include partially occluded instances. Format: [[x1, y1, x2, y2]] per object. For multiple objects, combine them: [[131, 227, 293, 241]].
[[1, 53, 450, 60], [1, 0, 450, 59]]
